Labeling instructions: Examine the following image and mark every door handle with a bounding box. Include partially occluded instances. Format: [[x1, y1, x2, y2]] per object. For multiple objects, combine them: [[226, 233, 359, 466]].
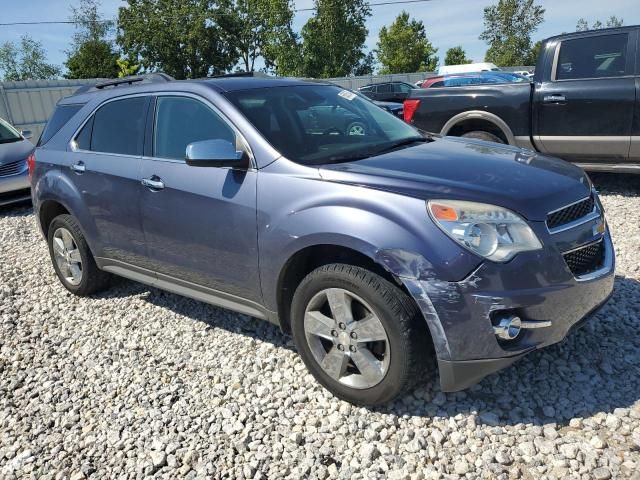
[[141, 176, 165, 190], [71, 161, 85, 174], [543, 94, 566, 104]]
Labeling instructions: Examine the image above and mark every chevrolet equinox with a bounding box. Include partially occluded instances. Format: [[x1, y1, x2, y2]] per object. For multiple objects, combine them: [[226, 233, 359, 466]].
[[30, 75, 614, 406]]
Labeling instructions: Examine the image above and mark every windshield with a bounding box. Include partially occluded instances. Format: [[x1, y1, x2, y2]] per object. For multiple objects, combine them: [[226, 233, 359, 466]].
[[224, 84, 425, 165], [0, 118, 22, 144]]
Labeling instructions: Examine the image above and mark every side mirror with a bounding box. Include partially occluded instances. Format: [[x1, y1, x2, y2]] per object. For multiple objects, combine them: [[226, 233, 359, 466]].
[[185, 139, 247, 168], [20, 130, 33, 140]]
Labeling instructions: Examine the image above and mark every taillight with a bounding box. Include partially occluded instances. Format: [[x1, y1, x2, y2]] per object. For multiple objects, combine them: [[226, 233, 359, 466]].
[[27, 152, 36, 178], [403, 99, 421, 123]]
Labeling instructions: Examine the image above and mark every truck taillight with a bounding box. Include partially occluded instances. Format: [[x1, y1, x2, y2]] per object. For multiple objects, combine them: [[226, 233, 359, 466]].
[[403, 99, 420, 123], [27, 152, 36, 178]]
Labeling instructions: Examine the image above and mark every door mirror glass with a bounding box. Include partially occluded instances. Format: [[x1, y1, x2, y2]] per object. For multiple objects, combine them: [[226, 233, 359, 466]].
[[20, 130, 33, 140], [185, 139, 245, 168]]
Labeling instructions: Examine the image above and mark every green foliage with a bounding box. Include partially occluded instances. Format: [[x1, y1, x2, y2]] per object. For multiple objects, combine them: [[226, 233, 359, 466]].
[[66, 41, 119, 79], [116, 57, 141, 77], [231, 0, 298, 73], [376, 12, 438, 74], [299, 0, 371, 78], [444, 46, 471, 66], [576, 16, 624, 32], [0, 35, 61, 81], [117, 0, 238, 79], [65, 0, 119, 79], [480, 0, 545, 67]]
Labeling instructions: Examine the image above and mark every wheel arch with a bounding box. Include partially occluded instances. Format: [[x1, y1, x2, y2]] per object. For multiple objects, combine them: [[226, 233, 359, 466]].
[[276, 243, 408, 334], [441, 110, 516, 145]]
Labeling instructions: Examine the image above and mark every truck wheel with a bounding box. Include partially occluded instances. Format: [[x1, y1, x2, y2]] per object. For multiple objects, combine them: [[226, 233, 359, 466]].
[[461, 130, 505, 144], [47, 214, 112, 296], [290, 264, 429, 406]]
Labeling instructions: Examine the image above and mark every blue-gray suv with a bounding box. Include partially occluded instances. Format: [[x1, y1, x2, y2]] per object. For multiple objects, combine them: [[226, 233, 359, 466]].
[[31, 75, 615, 405]]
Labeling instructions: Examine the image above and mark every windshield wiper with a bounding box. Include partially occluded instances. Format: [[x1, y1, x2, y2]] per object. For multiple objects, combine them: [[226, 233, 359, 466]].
[[372, 136, 428, 156]]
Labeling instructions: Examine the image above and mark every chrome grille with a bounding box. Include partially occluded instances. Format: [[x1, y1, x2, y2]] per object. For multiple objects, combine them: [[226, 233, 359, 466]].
[[563, 240, 604, 277], [0, 159, 25, 177], [547, 196, 595, 230]]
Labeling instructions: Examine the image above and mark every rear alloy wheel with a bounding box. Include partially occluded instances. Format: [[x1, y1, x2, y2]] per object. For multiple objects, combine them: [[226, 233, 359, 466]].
[[47, 214, 112, 296], [291, 264, 430, 405], [52, 227, 83, 286]]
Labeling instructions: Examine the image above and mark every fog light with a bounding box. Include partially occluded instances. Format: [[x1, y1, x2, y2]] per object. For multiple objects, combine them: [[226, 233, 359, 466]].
[[493, 315, 522, 341]]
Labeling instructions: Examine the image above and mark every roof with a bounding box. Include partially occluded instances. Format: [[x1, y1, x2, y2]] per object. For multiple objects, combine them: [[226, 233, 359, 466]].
[[544, 24, 639, 43], [57, 74, 334, 104], [197, 77, 331, 92]]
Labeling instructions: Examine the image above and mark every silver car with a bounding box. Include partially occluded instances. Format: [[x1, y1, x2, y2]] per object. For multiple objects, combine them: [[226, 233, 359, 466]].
[[0, 117, 33, 206]]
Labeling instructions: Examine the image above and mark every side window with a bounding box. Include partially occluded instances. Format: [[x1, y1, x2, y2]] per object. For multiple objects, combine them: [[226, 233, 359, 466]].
[[556, 34, 628, 80], [75, 115, 93, 150], [378, 84, 392, 93], [153, 96, 235, 161], [90, 97, 148, 155], [397, 83, 412, 93], [430, 81, 444, 88]]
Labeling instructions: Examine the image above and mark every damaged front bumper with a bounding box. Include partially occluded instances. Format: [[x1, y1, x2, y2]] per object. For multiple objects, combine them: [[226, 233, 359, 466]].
[[377, 229, 615, 392]]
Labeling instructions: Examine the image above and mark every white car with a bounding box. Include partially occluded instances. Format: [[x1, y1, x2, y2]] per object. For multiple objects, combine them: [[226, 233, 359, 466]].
[[437, 63, 501, 75]]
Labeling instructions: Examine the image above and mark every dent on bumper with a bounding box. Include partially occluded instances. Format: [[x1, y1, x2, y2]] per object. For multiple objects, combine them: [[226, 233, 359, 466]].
[[376, 232, 615, 392]]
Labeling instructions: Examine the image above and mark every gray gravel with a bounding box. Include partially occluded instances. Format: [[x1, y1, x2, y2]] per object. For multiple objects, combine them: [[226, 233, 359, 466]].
[[1, 173, 639, 479]]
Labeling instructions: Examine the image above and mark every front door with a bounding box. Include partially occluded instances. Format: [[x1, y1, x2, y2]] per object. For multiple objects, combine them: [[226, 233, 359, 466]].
[[534, 31, 635, 163], [69, 95, 149, 265], [139, 95, 260, 303]]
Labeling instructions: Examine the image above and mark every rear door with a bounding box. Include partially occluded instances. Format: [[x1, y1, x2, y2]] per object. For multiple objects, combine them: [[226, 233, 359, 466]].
[[139, 94, 260, 303], [534, 31, 635, 163], [630, 28, 640, 163], [69, 95, 149, 265]]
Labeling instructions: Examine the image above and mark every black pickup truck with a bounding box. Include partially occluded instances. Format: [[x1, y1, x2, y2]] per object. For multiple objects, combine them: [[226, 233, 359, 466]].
[[404, 26, 640, 173]]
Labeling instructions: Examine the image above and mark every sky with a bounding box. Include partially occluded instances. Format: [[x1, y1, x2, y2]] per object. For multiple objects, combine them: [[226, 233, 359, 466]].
[[1, 0, 639, 71]]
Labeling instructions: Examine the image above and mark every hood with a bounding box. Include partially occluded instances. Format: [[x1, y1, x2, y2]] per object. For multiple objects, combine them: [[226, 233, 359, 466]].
[[318, 137, 591, 221], [0, 139, 34, 166]]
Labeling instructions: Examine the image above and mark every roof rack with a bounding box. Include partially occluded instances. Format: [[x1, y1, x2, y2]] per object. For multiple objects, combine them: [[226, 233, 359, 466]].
[[73, 73, 175, 95], [206, 71, 272, 80]]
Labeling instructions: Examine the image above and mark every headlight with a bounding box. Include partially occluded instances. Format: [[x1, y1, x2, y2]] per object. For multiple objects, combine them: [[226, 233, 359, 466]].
[[427, 200, 542, 262]]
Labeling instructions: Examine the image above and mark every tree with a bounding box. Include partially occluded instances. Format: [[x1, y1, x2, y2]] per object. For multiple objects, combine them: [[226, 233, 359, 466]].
[[116, 57, 140, 77], [0, 35, 61, 81], [117, 0, 239, 79], [299, 0, 371, 78], [65, 0, 119, 78], [231, 0, 297, 72], [444, 46, 471, 66], [376, 12, 438, 74], [576, 16, 623, 31], [480, 0, 545, 67]]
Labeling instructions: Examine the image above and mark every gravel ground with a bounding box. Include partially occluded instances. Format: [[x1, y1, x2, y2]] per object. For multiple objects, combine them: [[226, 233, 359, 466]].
[[1, 173, 639, 480]]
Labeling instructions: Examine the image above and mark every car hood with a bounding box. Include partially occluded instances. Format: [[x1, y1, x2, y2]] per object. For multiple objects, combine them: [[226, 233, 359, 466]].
[[0, 139, 33, 165], [318, 137, 591, 221]]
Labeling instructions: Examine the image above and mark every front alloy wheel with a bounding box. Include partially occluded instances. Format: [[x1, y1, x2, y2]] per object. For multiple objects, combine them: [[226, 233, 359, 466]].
[[304, 288, 390, 389], [291, 264, 430, 406]]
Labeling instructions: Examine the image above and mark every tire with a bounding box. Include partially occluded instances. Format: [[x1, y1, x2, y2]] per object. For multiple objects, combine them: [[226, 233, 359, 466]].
[[461, 130, 505, 144], [290, 264, 430, 406], [345, 121, 366, 136], [47, 214, 111, 296]]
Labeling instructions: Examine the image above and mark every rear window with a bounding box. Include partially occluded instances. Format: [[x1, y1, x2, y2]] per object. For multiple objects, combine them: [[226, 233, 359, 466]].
[[38, 104, 83, 146]]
